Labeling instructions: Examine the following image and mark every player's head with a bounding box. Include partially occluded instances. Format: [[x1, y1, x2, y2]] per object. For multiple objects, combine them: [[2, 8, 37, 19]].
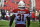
[[18, 0, 26, 9]]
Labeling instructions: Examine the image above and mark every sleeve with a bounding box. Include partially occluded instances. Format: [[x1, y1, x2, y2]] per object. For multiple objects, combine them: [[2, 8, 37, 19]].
[[13, 10, 15, 14], [13, 9, 15, 13]]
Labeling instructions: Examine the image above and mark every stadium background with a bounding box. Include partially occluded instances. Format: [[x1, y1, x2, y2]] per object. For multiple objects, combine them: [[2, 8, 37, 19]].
[[0, 0, 40, 11], [0, 0, 40, 27]]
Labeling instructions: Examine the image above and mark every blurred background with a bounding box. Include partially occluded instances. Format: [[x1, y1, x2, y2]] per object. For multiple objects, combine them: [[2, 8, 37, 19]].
[[0, 0, 40, 27]]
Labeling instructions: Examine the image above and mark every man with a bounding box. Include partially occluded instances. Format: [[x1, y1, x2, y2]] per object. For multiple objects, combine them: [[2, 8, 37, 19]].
[[39, 10, 40, 27], [9, 0, 30, 27], [1, 9, 6, 19], [0, 9, 1, 20], [6, 10, 9, 20], [31, 11, 35, 22], [35, 11, 37, 20]]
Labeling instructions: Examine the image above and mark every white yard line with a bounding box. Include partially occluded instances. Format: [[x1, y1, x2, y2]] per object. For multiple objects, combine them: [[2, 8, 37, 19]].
[[0, 20, 15, 22]]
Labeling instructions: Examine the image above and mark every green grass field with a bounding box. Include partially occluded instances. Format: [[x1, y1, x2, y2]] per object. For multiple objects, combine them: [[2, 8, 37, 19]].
[[0, 20, 39, 27]]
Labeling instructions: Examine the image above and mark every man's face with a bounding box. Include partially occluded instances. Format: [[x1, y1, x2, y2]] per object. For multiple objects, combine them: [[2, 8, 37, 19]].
[[18, 7, 25, 9]]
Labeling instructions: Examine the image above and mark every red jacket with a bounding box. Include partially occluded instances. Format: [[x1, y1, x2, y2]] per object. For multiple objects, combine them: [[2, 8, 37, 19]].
[[31, 12, 35, 18]]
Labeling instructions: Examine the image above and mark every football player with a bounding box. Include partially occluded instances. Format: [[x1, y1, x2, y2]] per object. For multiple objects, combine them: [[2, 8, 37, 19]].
[[9, 0, 30, 27]]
